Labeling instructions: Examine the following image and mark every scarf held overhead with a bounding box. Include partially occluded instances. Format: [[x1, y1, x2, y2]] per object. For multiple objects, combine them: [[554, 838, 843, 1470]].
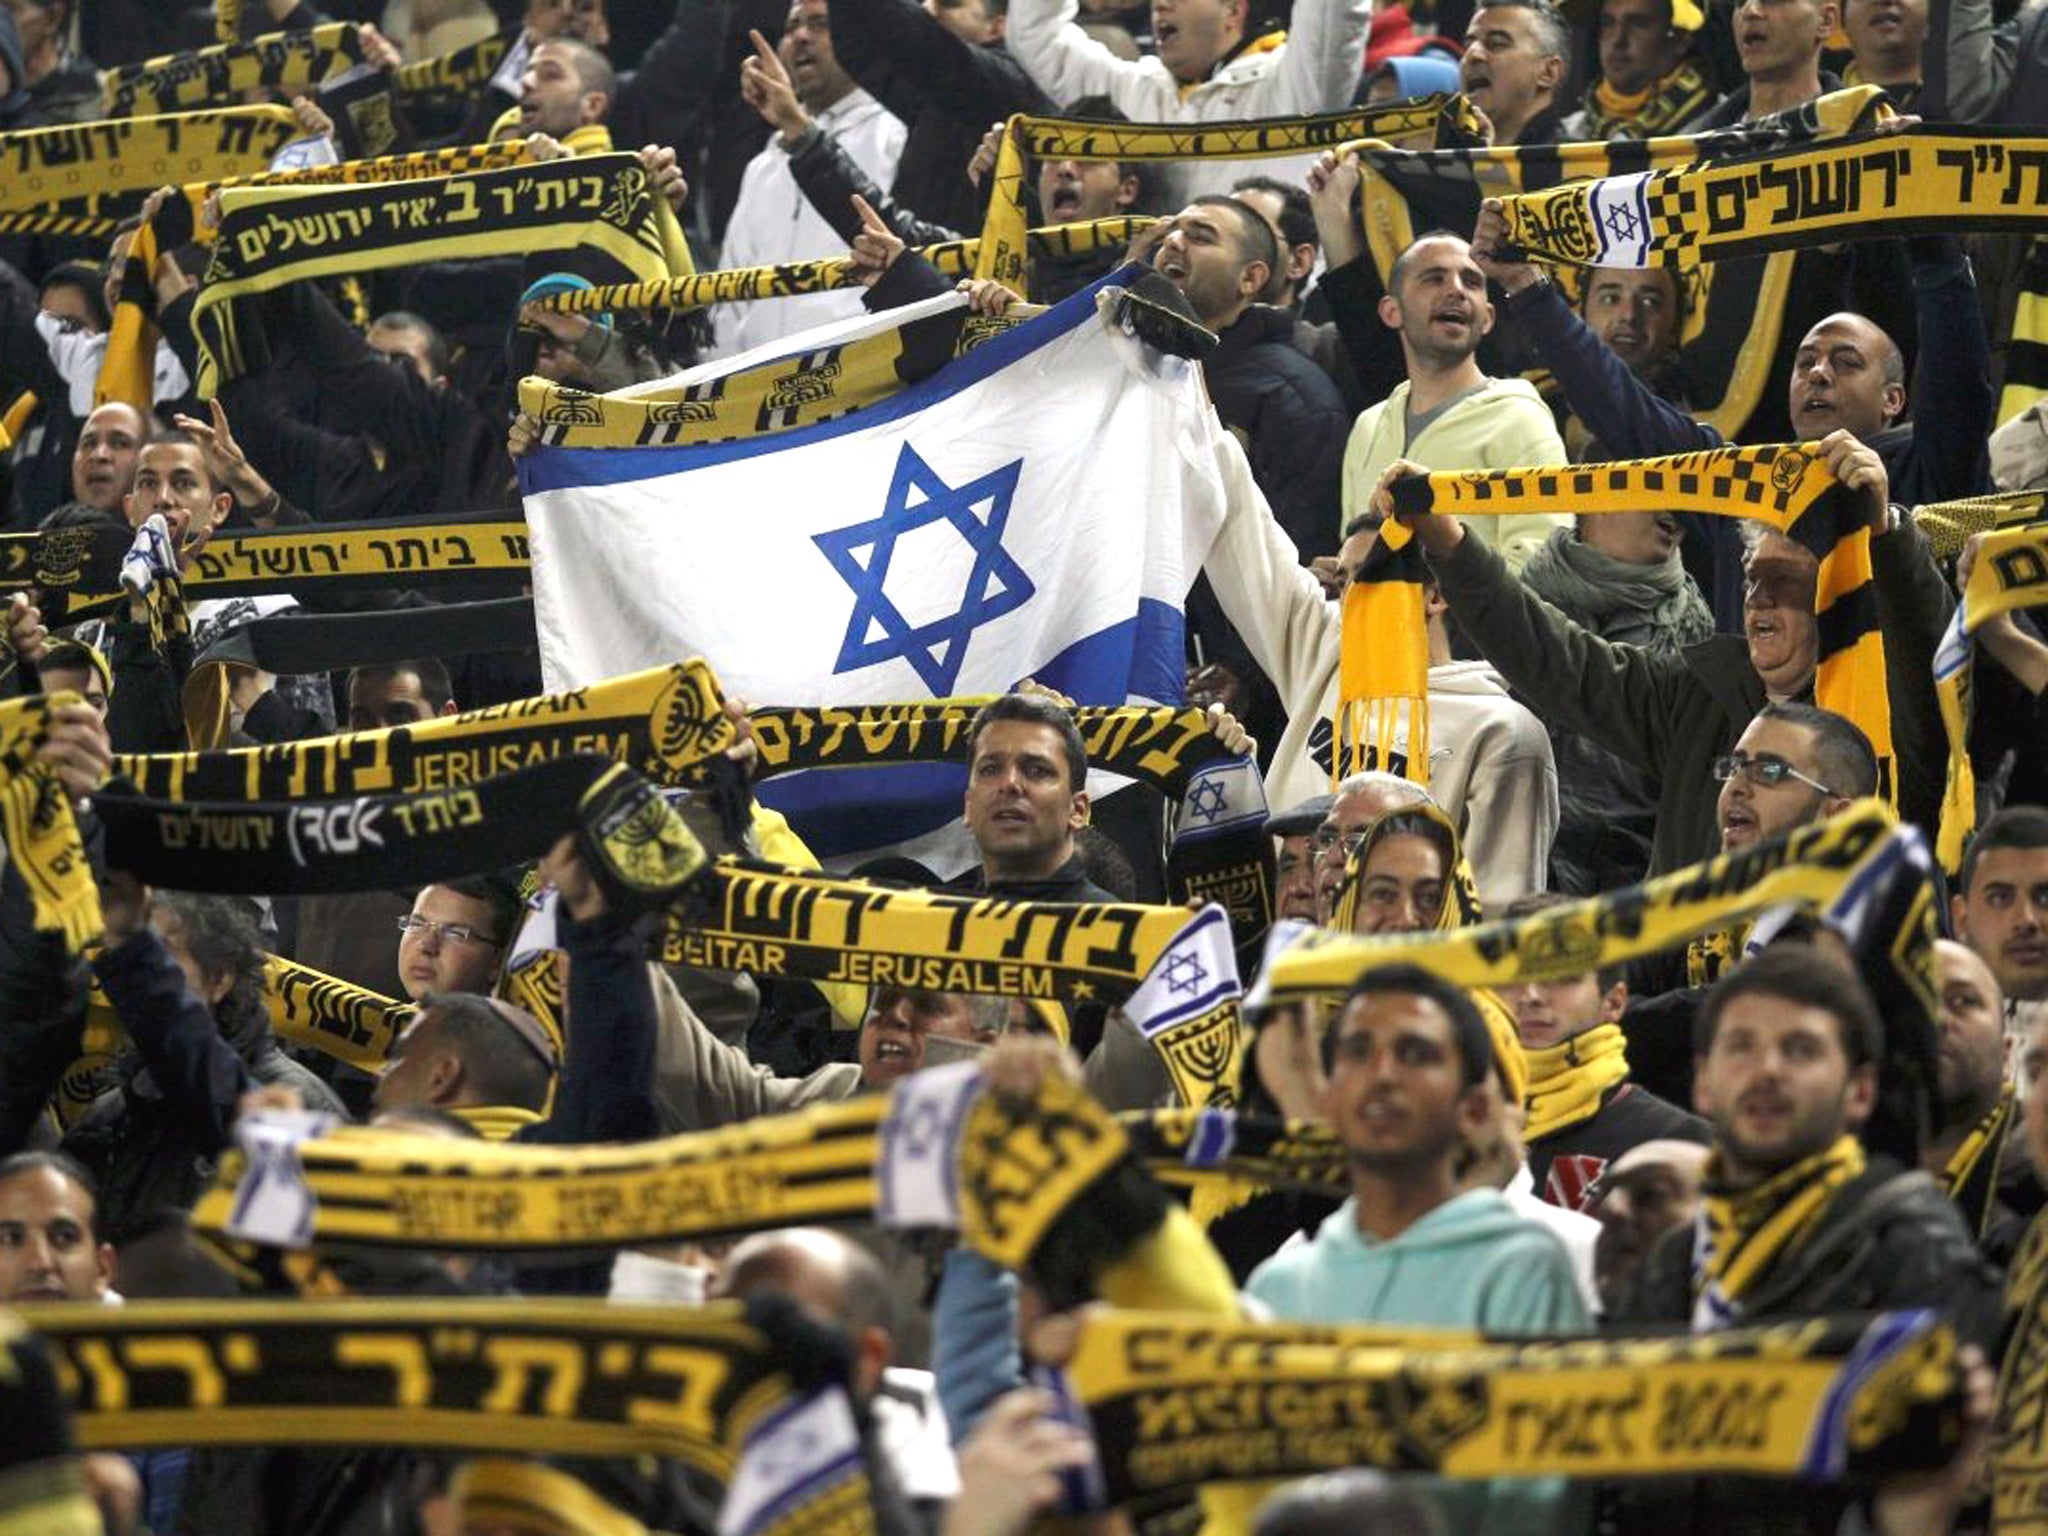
[[101, 24, 367, 116], [975, 97, 1479, 291], [17, 1294, 878, 1536], [1255, 800, 1907, 1004], [1934, 519, 2048, 869], [1064, 1308, 1962, 1502], [112, 658, 733, 801], [1334, 518, 1429, 789], [1496, 128, 2048, 269], [1390, 444, 1895, 804], [192, 154, 693, 396], [0, 108, 299, 212], [0, 693, 101, 950]]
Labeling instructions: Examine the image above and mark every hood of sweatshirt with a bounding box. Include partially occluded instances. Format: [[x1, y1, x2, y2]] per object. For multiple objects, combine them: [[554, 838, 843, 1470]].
[[1426, 658, 1511, 697], [1313, 1187, 1535, 1260]]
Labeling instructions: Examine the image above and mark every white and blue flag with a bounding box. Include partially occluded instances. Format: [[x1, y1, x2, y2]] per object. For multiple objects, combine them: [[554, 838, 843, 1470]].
[[519, 274, 1231, 871]]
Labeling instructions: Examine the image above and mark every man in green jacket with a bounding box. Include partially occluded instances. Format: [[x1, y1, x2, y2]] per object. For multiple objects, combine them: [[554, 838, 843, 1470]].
[[1371, 432, 1954, 874]]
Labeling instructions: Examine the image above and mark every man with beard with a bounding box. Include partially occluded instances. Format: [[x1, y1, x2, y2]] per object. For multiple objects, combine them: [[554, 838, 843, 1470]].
[[1339, 232, 1567, 571]]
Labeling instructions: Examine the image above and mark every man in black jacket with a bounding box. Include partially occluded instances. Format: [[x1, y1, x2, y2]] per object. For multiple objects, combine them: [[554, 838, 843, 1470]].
[[1622, 945, 1997, 1331], [1471, 199, 1988, 629], [959, 692, 1118, 907], [1609, 946, 1998, 1532]]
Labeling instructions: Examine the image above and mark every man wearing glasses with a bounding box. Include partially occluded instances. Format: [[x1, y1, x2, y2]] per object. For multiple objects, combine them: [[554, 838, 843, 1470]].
[[1712, 703, 1877, 853], [1373, 431, 1951, 875], [395, 877, 521, 1003]]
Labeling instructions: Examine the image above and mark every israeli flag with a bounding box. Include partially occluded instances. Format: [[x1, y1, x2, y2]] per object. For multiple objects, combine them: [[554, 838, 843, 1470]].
[[520, 271, 1230, 872]]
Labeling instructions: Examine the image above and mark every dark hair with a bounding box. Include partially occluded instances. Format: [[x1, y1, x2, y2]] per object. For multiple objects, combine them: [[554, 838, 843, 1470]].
[[1254, 1471, 1445, 1536], [431, 871, 525, 947], [152, 892, 267, 1021], [1474, 0, 1570, 59], [141, 430, 223, 496], [1693, 946, 1883, 1071], [1232, 176, 1315, 254], [1190, 194, 1280, 283], [348, 658, 456, 716], [0, 1151, 101, 1239], [965, 692, 1088, 791], [39, 502, 129, 533], [1503, 891, 1624, 990], [416, 992, 554, 1111], [1051, 97, 1156, 214], [1752, 701, 1877, 799], [1386, 228, 1467, 298], [1960, 804, 2048, 895], [1325, 962, 1492, 1091], [39, 261, 111, 331], [1359, 808, 1455, 884], [1232, 176, 1315, 301], [369, 310, 451, 380]]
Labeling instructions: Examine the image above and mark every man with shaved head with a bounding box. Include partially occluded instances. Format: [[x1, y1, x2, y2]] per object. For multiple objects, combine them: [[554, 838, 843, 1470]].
[[718, 1228, 958, 1518]]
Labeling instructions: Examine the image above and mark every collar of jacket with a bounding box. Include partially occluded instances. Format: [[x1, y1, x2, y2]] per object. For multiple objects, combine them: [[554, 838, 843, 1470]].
[[978, 852, 1098, 901], [1185, 26, 1288, 95], [1211, 303, 1297, 360]]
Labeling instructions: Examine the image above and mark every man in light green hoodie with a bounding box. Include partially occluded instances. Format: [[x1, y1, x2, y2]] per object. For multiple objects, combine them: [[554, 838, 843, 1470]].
[[1336, 232, 1568, 571], [1247, 961, 1589, 1533]]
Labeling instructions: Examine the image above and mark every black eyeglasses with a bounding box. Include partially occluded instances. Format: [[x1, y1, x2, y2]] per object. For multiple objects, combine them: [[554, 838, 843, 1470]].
[[1711, 753, 1834, 795]]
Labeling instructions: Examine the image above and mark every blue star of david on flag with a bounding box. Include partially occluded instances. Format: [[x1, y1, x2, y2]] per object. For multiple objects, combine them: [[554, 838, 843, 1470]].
[[1601, 200, 1642, 243], [1162, 951, 1209, 998], [813, 444, 1035, 695], [1185, 778, 1232, 825]]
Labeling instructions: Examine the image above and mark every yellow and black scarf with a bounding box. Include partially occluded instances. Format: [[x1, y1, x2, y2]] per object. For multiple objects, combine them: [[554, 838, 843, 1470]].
[[42, 513, 532, 623], [538, 215, 1152, 318], [1524, 1021, 1630, 1142], [1942, 1090, 2016, 1243], [1994, 1209, 2048, 1527], [1066, 1306, 1962, 1501], [973, 98, 1475, 293], [0, 693, 102, 951], [19, 1296, 878, 1536], [1913, 491, 2047, 562], [1391, 444, 1895, 806], [393, 33, 510, 113], [1355, 85, 1886, 439], [101, 24, 367, 117], [1694, 1133, 1866, 1328], [1333, 519, 1430, 790], [1934, 519, 2048, 870], [1498, 126, 2048, 269], [1576, 60, 1717, 141], [113, 658, 734, 800], [450, 1460, 653, 1536], [1257, 798, 1903, 1006], [192, 153, 692, 395], [0, 107, 299, 213]]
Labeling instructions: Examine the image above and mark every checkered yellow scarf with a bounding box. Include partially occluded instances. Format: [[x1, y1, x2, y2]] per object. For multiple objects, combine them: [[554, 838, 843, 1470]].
[[1390, 443, 1896, 807], [1495, 126, 2048, 269]]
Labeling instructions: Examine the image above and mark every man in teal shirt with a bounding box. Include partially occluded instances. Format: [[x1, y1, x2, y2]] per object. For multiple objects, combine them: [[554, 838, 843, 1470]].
[[1248, 963, 1588, 1533]]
